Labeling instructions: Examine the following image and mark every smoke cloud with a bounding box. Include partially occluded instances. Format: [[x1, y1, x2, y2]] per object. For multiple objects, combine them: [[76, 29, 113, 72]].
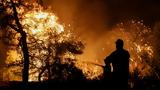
[[43, 0, 160, 65], [44, 0, 110, 64]]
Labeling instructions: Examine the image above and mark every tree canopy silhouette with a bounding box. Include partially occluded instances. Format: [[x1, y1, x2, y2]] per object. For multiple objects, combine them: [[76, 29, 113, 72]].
[[0, 0, 85, 82]]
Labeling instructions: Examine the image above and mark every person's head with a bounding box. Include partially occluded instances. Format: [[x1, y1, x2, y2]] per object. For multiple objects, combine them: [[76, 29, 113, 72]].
[[115, 39, 124, 50]]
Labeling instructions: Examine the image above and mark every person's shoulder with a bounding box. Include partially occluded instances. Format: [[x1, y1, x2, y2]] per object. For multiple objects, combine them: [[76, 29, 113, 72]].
[[111, 50, 117, 55], [123, 49, 130, 57], [123, 49, 129, 54]]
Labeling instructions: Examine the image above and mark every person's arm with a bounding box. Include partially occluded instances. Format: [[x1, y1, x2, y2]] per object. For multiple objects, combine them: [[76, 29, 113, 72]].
[[104, 53, 113, 65], [104, 53, 113, 74]]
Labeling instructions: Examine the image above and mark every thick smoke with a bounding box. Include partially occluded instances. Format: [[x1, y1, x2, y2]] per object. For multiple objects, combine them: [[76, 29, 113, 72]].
[[43, 0, 160, 79], [43, 0, 160, 66], [44, 0, 110, 65]]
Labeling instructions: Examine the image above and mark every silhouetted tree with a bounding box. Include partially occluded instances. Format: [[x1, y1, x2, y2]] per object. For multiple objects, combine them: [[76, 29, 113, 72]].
[[0, 0, 85, 82], [0, 0, 29, 83], [38, 40, 85, 82], [50, 58, 85, 82]]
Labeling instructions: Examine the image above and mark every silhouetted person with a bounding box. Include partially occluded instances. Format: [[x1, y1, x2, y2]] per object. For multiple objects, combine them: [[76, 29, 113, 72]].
[[104, 39, 130, 89]]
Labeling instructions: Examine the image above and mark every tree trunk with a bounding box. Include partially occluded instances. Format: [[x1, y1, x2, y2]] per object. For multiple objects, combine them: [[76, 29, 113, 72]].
[[21, 32, 29, 83], [10, 0, 29, 83]]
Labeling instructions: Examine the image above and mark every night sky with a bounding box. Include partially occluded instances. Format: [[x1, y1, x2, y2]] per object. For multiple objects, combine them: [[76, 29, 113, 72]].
[[106, 0, 160, 27], [45, 0, 160, 28]]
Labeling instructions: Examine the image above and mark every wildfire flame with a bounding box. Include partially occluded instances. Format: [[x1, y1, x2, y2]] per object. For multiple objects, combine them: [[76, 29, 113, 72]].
[[3, 1, 103, 81], [2, 1, 159, 82], [113, 20, 156, 79], [22, 11, 64, 39], [75, 61, 103, 80]]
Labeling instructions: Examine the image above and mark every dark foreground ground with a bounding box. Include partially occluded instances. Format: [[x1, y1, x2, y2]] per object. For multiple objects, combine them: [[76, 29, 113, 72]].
[[0, 79, 160, 90]]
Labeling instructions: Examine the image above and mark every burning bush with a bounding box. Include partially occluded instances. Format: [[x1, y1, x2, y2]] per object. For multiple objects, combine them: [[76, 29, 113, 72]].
[[1, 0, 85, 81]]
